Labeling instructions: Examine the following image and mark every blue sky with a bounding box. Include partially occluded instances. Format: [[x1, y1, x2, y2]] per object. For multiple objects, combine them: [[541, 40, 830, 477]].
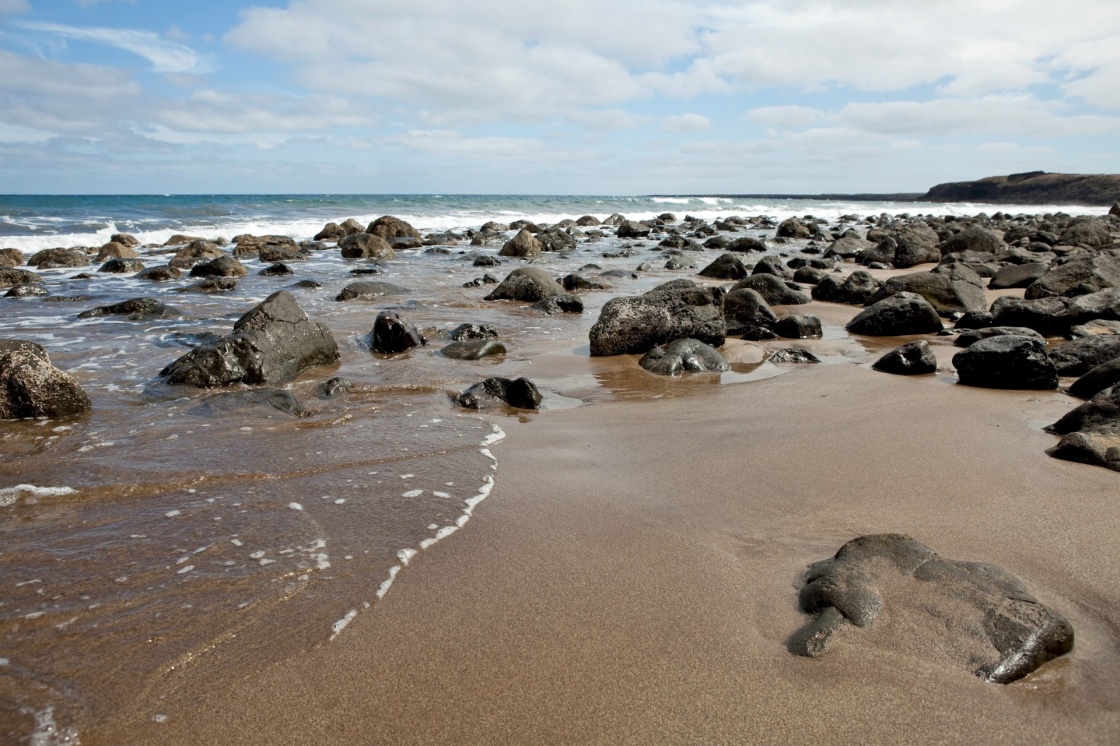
[[1, 0, 1118, 194]]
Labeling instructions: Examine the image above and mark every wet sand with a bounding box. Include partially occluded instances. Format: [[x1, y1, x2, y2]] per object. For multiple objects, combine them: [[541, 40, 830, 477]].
[[91, 310, 1120, 743]]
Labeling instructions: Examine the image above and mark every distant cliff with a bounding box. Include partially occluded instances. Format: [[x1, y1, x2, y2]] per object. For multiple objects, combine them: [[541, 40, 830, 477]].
[[922, 172, 1120, 206]]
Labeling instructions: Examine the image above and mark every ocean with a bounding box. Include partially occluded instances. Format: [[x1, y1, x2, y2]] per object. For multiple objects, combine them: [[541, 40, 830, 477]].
[[0, 194, 1108, 742]]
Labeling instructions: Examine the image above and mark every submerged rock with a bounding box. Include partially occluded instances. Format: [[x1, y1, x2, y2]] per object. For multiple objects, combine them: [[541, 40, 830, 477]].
[[788, 534, 1074, 684], [455, 377, 542, 410], [440, 339, 507, 360], [370, 311, 426, 354], [451, 323, 499, 341], [78, 297, 181, 320], [336, 281, 410, 301], [638, 338, 729, 376]]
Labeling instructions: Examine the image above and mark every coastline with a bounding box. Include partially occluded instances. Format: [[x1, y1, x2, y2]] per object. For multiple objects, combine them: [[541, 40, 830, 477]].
[[86, 284, 1120, 744]]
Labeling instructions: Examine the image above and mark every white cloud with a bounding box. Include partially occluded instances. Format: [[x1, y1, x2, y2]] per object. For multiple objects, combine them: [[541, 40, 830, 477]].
[[661, 113, 711, 133], [745, 105, 823, 130], [393, 129, 572, 162], [0, 0, 29, 14], [16, 21, 216, 74]]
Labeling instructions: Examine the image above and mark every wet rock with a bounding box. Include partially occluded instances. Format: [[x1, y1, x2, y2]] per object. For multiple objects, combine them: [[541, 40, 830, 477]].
[[179, 277, 238, 293], [989, 262, 1048, 290], [1047, 385, 1120, 437], [788, 534, 1074, 684], [189, 255, 248, 278], [463, 275, 499, 287], [752, 255, 793, 279], [189, 388, 308, 418], [164, 234, 207, 247], [335, 281, 410, 301], [314, 222, 346, 241], [259, 262, 294, 277], [27, 248, 89, 269], [590, 279, 725, 356], [169, 240, 223, 269], [440, 339, 507, 360], [811, 271, 882, 305], [455, 377, 541, 410], [940, 225, 1004, 256], [953, 335, 1058, 389], [638, 338, 729, 376], [0, 339, 48, 361], [367, 215, 421, 240], [989, 288, 1120, 337], [531, 294, 583, 314], [484, 268, 564, 302], [890, 224, 943, 268], [0, 348, 92, 419], [370, 311, 426, 354], [318, 376, 354, 398], [954, 326, 1044, 348], [724, 288, 778, 337], [865, 264, 986, 317], [1071, 319, 1120, 337], [472, 255, 502, 267], [537, 228, 577, 253], [1046, 428, 1120, 472], [98, 258, 145, 274], [776, 217, 812, 239], [1049, 336, 1120, 376], [95, 241, 139, 262], [291, 279, 322, 290], [561, 273, 607, 292], [698, 253, 749, 280], [78, 298, 181, 320], [616, 220, 651, 239], [793, 267, 827, 285], [1068, 357, 1120, 400], [0, 248, 26, 268], [954, 311, 994, 330], [5, 284, 48, 298], [846, 292, 943, 336], [773, 314, 822, 339], [731, 274, 810, 306], [872, 340, 938, 375], [499, 229, 544, 258], [451, 323, 499, 341], [339, 233, 395, 260], [161, 290, 339, 387], [1024, 251, 1120, 300], [768, 348, 820, 364], [824, 235, 874, 260], [727, 236, 767, 253]]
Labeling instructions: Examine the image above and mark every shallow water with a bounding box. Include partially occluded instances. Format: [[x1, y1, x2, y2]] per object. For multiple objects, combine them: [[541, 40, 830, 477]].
[[0, 196, 1104, 741]]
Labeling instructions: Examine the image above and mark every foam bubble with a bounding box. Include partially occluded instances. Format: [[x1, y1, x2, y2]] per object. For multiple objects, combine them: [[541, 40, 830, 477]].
[[0, 484, 76, 507], [401, 489, 423, 498]]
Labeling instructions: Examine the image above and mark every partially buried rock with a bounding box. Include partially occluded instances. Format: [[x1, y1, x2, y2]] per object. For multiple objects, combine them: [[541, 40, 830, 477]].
[[318, 376, 354, 398], [5, 284, 48, 298], [1045, 386, 1120, 473], [78, 297, 181, 320], [698, 253, 748, 280], [370, 311, 426, 354], [336, 281, 409, 301], [160, 290, 339, 387], [590, 279, 725, 356], [179, 277, 237, 293], [98, 258, 145, 274], [872, 340, 937, 375], [531, 294, 583, 314], [989, 263, 1048, 290], [440, 339, 507, 360], [1025, 251, 1120, 300], [768, 348, 820, 364], [189, 255, 247, 278], [812, 271, 882, 306], [638, 338, 729, 376], [864, 265, 986, 318], [953, 326, 1044, 348], [135, 265, 182, 282], [773, 314, 822, 339], [189, 388, 307, 418], [788, 534, 1074, 684], [846, 292, 943, 336], [455, 377, 541, 410], [1048, 335, 1120, 376], [484, 268, 564, 302], [1068, 357, 1120, 400], [451, 323, 499, 341], [0, 346, 91, 419], [723, 288, 777, 337], [260, 262, 293, 276], [731, 274, 810, 306], [952, 335, 1058, 389]]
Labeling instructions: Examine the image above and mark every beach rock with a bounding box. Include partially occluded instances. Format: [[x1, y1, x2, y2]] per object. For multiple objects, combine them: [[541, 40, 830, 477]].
[[0, 248, 24, 268], [339, 233, 395, 260], [724, 288, 778, 337], [773, 314, 822, 339], [110, 233, 138, 248], [0, 349, 92, 419], [95, 242, 139, 262], [314, 222, 346, 241], [727, 237, 767, 253], [189, 255, 248, 278], [1024, 251, 1120, 299], [989, 263, 1048, 290], [499, 229, 543, 258], [189, 388, 308, 418], [472, 255, 502, 268], [318, 376, 354, 398], [455, 377, 541, 410], [1047, 385, 1120, 436], [259, 244, 308, 263], [953, 335, 1058, 389], [638, 338, 729, 376], [78, 298, 181, 320], [5, 284, 48, 298], [484, 268, 564, 302], [698, 253, 749, 280], [440, 339, 507, 360], [561, 274, 607, 292], [793, 267, 827, 285], [335, 281, 410, 301], [788, 534, 1074, 683], [576, 215, 601, 226], [1048, 336, 1120, 376], [451, 323, 499, 341], [769, 348, 820, 364], [1068, 357, 1120, 400], [1045, 384, 1120, 471], [989, 288, 1120, 337], [812, 271, 882, 305], [872, 340, 938, 375], [590, 280, 725, 356], [616, 220, 651, 239], [537, 228, 577, 253], [531, 294, 583, 314], [98, 258, 145, 274], [1071, 319, 1120, 337], [846, 292, 943, 336], [824, 235, 874, 260], [891, 224, 943, 268], [864, 265, 986, 318], [954, 327, 1044, 348], [233, 235, 299, 257], [169, 240, 223, 269], [370, 311, 426, 354], [161, 291, 339, 387], [752, 255, 794, 279], [260, 262, 294, 277], [940, 226, 1004, 256], [164, 234, 207, 247], [367, 216, 420, 240], [731, 274, 810, 306], [27, 248, 89, 269], [1058, 217, 1112, 248], [776, 217, 812, 239]]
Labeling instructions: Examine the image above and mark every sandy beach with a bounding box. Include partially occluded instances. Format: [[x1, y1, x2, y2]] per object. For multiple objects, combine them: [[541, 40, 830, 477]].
[[85, 281, 1120, 744]]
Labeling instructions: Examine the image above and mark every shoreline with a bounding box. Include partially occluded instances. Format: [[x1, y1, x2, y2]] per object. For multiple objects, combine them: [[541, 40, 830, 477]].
[[86, 279, 1120, 744]]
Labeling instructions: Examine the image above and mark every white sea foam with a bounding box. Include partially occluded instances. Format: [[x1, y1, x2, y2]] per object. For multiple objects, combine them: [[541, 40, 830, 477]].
[[26, 706, 79, 746], [0, 484, 76, 507]]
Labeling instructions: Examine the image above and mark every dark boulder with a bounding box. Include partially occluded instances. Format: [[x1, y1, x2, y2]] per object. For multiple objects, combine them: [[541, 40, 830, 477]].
[[989, 288, 1120, 337], [776, 217, 812, 239], [561, 273, 608, 292], [1068, 357, 1120, 400], [0, 348, 92, 419], [179, 277, 237, 293], [472, 254, 502, 267], [499, 229, 544, 258], [989, 262, 1048, 290], [773, 314, 822, 339], [638, 338, 729, 376], [812, 271, 882, 305], [531, 294, 584, 314], [27, 248, 89, 269], [954, 326, 1043, 348], [891, 224, 943, 268], [872, 340, 937, 375], [1049, 336, 1120, 376], [335, 281, 410, 301], [824, 235, 874, 260], [768, 348, 820, 364], [847, 292, 943, 336], [1058, 217, 1112, 248], [314, 222, 346, 241], [189, 388, 308, 418], [1024, 251, 1120, 300], [727, 236, 767, 253], [752, 255, 793, 279], [1047, 385, 1120, 436], [864, 264, 986, 317], [731, 274, 810, 306], [160, 291, 339, 387], [78, 298, 181, 320], [484, 268, 564, 302], [440, 339, 507, 360], [953, 335, 1058, 389], [370, 311, 426, 354], [98, 258, 145, 274], [788, 534, 1074, 683], [367, 216, 421, 240], [339, 233, 395, 260], [616, 220, 651, 239], [723, 288, 778, 337], [95, 241, 139, 262], [793, 267, 827, 285], [940, 225, 1004, 256], [451, 323, 499, 341], [698, 253, 748, 280], [455, 377, 541, 410], [5, 284, 48, 298], [537, 229, 577, 253], [590, 280, 724, 356], [169, 240, 223, 269], [260, 262, 294, 276], [189, 255, 248, 278], [1045, 384, 1120, 472]]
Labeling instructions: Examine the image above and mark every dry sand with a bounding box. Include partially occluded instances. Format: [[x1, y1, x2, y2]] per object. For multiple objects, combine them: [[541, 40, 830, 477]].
[[90, 275, 1120, 745]]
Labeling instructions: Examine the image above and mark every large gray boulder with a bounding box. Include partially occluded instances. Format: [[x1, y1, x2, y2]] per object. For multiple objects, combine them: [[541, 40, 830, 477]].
[[846, 292, 943, 336], [731, 274, 810, 306], [367, 215, 421, 240], [698, 253, 748, 280], [1058, 217, 1112, 248], [0, 345, 91, 419], [789, 534, 1074, 683], [638, 338, 729, 376], [824, 235, 874, 259], [953, 335, 1058, 389], [940, 225, 1004, 256], [989, 288, 1120, 337], [484, 268, 564, 302], [812, 271, 882, 305], [1049, 335, 1120, 376], [339, 232, 395, 260], [864, 264, 986, 317], [189, 255, 248, 278], [161, 291, 339, 387], [590, 280, 725, 356], [1024, 251, 1120, 300]]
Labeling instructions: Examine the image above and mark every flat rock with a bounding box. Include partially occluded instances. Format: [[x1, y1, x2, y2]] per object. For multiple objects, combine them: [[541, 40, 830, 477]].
[[440, 339, 507, 360], [731, 274, 810, 306], [768, 348, 820, 364], [865, 264, 986, 317], [954, 326, 1044, 348], [336, 281, 410, 301], [78, 298, 181, 320], [1024, 251, 1120, 300], [989, 262, 1048, 290], [1068, 357, 1120, 400], [1049, 335, 1120, 376], [638, 338, 729, 376]]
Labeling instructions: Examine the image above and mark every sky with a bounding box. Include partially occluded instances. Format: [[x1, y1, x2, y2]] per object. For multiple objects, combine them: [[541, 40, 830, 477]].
[[0, 0, 1118, 195]]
